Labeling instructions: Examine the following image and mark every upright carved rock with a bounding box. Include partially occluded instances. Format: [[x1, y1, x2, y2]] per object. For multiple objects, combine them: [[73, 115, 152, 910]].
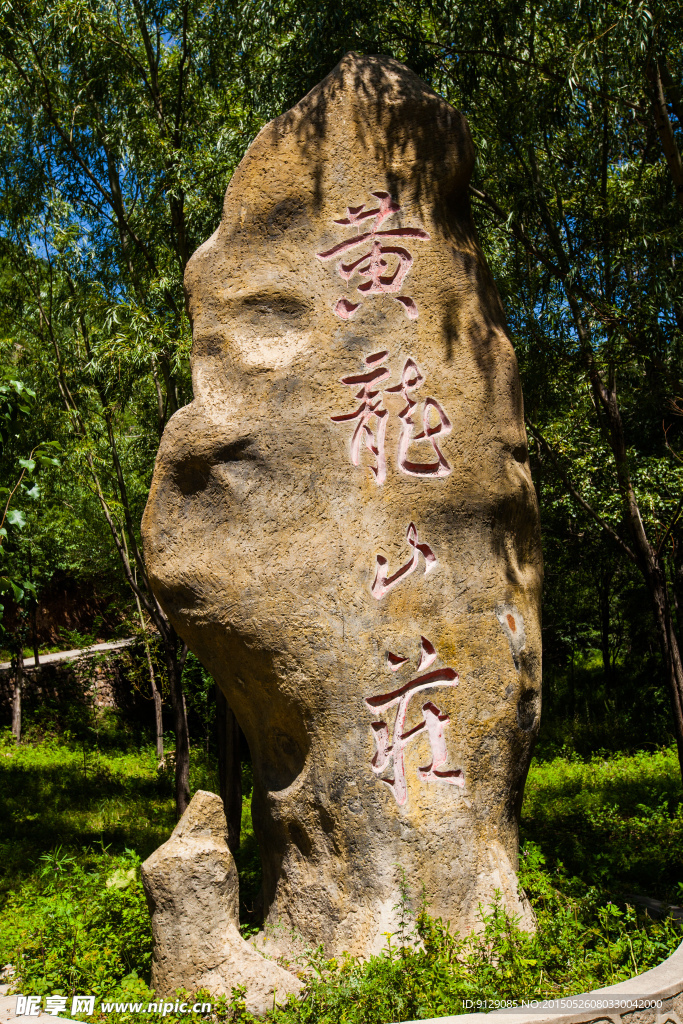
[[141, 791, 302, 1011], [142, 52, 542, 964]]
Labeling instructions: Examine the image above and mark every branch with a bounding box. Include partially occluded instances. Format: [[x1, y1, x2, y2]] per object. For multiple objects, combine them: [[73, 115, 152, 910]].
[[103, 410, 149, 585], [173, 4, 190, 147], [468, 185, 565, 278], [84, 452, 166, 630], [657, 493, 683, 558], [660, 57, 683, 131], [657, 425, 683, 556], [468, 185, 633, 332], [525, 417, 637, 563], [6, 30, 158, 274], [0, 460, 31, 537], [132, 0, 165, 128], [405, 34, 647, 113], [647, 57, 683, 208]]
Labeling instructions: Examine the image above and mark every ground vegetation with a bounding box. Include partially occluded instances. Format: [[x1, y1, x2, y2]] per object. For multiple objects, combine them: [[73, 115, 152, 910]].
[[1, 723, 682, 1022]]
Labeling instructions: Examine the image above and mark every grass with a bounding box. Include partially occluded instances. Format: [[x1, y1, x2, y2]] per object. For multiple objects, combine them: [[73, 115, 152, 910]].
[[0, 731, 183, 908], [521, 747, 683, 900], [1, 723, 682, 1023]]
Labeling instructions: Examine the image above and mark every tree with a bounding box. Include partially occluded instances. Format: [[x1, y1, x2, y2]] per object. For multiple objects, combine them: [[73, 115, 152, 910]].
[[0, 379, 60, 742], [0, 0, 258, 813], [425, 0, 683, 775]]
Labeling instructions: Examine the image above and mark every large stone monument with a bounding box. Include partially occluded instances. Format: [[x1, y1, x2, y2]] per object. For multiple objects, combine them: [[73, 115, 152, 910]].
[[141, 50, 542, 998]]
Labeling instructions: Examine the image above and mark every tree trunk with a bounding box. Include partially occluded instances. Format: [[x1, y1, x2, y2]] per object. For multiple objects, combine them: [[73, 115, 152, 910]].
[[153, 681, 164, 762], [569, 638, 575, 724], [135, 593, 163, 761], [647, 58, 683, 210], [31, 599, 39, 667], [597, 572, 612, 690], [644, 565, 683, 781], [162, 630, 190, 817], [11, 649, 24, 743], [216, 683, 243, 855], [28, 548, 39, 667]]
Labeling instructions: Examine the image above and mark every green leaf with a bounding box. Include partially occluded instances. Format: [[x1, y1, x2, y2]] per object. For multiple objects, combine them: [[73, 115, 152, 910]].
[[106, 867, 136, 890], [6, 509, 26, 529]]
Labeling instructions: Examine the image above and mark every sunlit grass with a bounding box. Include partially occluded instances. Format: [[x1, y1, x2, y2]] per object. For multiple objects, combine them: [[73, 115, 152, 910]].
[[521, 747, 683, 899], [2, 731, 683, 1022], [0, 729, 219, 903]]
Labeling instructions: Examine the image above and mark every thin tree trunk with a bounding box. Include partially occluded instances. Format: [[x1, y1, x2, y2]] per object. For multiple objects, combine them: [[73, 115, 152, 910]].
[[134, 592, 163, 761], [600, 603, 611, 689], [28, 548, 39, 667], [644, 566, 683, 780], [11, 649, 24, 743], [163, 630, 190, 817], [648, 58, 683, 209], [597, 571, 612, 690], [153, 682, 164, 762], [216, 683, 242, 855], [182, 688, 190, 750], [31, 600, 39, 667]]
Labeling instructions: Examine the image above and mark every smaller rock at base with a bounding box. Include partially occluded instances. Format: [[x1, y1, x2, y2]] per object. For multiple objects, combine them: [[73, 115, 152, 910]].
[[141, 790, 302, 1015]]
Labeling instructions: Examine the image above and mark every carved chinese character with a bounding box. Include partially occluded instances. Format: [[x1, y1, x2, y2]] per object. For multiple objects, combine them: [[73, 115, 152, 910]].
[[331, 353, 453, 482], [372, 522, 436, 599], [364, 637, 464, 805], [386, 358, 453, 477], [330, 350, 390, 484], [316, 191, 430, 321]]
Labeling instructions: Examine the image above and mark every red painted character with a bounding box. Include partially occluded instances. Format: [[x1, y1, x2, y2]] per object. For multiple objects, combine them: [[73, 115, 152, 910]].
[[317, 191, 430, 321], [365, 637, 464, 806]]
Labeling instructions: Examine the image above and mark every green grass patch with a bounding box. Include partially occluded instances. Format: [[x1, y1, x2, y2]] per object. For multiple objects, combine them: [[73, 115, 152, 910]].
[[1, 731, 682, 1023], [1, 732, 176, 902], [521, 747, 683, 898]]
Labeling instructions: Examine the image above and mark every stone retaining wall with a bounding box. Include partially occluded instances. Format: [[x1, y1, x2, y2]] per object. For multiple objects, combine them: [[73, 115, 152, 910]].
[[0, 643, 149, 726]]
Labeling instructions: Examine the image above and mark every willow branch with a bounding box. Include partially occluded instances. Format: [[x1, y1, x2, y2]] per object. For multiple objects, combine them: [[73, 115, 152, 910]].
[[526, 417, 637, 562]]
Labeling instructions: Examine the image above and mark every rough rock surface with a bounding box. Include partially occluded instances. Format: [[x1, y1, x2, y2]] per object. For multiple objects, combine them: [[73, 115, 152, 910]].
[[142, 51, 543, 964], [141, 791, 302, 1011]]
